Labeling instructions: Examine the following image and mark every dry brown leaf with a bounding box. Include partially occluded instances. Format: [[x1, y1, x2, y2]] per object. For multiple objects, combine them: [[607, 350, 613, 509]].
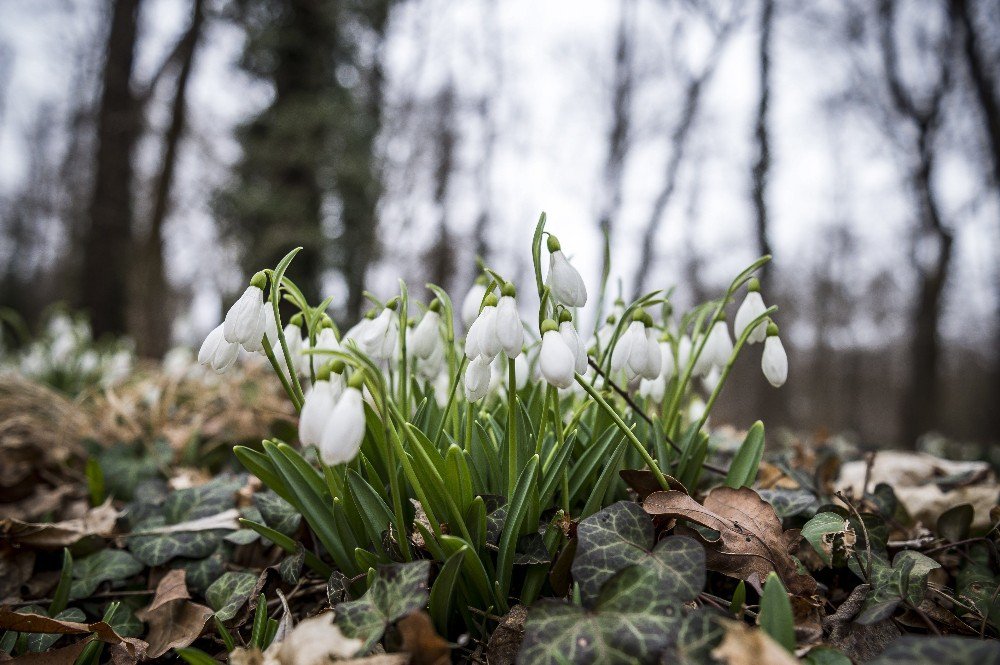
[[822, 584, 900, 661], [484, 604, 527, 665], [643, 487, 817, 596], [618, 469, 688, 500], [0, 549, 35, 601], [710, 619, 798, 665], [5, 637, 91, 664], [0, 499, 119, 548], [135, 569, 212, 659], [396, 611, 450, 665], [0, 610, 147, 660]]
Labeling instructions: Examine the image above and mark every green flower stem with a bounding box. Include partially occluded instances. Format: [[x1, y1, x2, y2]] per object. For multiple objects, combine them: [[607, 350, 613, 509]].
[[433, 355, 467, 449], [549, 388, 570, 514], [262, 333, 302, 412], [507, 357, 518, 497], [574, 373, 669, 490], [398, 282, 410, 417], [692, 307, 777, 435], [535, 385, 553, 456], [271, 284, 305, 406]]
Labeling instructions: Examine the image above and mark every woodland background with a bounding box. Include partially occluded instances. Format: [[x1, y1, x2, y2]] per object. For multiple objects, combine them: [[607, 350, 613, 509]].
[[0, 0, 998, 448]]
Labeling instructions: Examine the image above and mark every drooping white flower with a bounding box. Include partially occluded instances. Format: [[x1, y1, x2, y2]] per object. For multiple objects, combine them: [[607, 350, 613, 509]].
[[199, 323, 240, 373], [494, 290, 523, 358], [546, 236, 587, 307], [610, 320, 647, 377], [465, 299, 497, 360], [677, 334, 693, 372], [262, 306, 279, 348], [411, 308, 441, 359], [273, 322, 304, 377], [224, 285, 267, 351], [461, 282, 488, 328], [559, 319, 588, 375], [359, 307, 398, 360], [639, 374, 665, 402], [705, 320, 733, 368], [640, 327, 661, 380], [299, 378, 338, 446], [539, 324, 576, 389], [659, 340, 675, 382], [735, 279, 768, 344], [464, 355, 491, 402], [762, 326, 788, 388], [702, 366, 722, 392], [319, 386, 366, 465], [417, 338, 446, 380]]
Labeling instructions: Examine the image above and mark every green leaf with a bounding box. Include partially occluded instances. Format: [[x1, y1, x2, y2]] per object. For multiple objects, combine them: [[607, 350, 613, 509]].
[[804, 646, 853, 665], [497, 455, 540, 601], [729, 581, 746, 618], [724, 421, 765, 489], [128, 516, 225, 566], [70, 549, 144, 600], [802, 512, 854, 567], [868, 636, 1000, 664], [334, 560, 431, 653], [571, 501, 705, 605], [178, 552, 226, 596], [758, 572, 795, 653], [279, 543, 306, 585], [24, 608, 85, 653], [662, 611, 726, 664], [936, 504, 973, 543], [428, 548, 465, 635], [206, 571, 258, 622], [238, 518, 331, 577], [857, 550, 940, 624], [254, 491, 301, 536], [519, 564, 685, 664], [176, 647, 222, 664], [49, 549, 72, 616], [757, 488, 820, 518]]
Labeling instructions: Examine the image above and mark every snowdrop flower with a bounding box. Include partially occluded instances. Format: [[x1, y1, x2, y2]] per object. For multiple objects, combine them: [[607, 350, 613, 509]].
[[546, 235, 587, 307], [299, 373, 339, 446], [359, 304, 399, 361], [411, 301, 442, 359], [418, 338, 446, 380], [224, 276, 268, 351], [466, 294, 499, 360], [464, 355, 491, 402], [494, 283, 523, 358], [762, 323, 788, 388], [639, 375, 665, 402], [734, 278, 768, 344], [659, 339, 676, 382], [320, 376, 366, 465], [558, 313, 588, 375], [610, 310, 660, 380], [461, 280, 488, 328], [539, 319, 576, 389], [677, 334, 693, 373], [704, 319, 733, 368], [273, 320, 304, 377], [262, 306, 279, 349], [199, 323, 239, 373], [702, 366, 722, 392]]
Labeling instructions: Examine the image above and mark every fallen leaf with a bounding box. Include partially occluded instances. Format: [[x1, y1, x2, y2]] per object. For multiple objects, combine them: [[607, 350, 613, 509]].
[[396, 611, 450, 665], [710, 619, 798, 665], [135, 569, 213, 659], [0, 499, 119, 548], [274, 613, 363, 664], [823, 584, 900, 662], [837, 452, 998, 529], [643, 487, 817, 596], [0, 610, 147, 660], [5, 637, 91, 664], [485, 604, 527, 665], [618, 469, 687, 500]]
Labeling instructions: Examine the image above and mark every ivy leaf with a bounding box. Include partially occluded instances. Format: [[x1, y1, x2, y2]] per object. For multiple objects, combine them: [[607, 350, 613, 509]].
[[70, 549, 145, 599], [661, 611, 726, 664], [128, 516, 224, 566], [255, 492, 301, 536], [519, 564, 685, 664], [24, 608, 86, 653], [801, 512, 855, 567], [757, 488, 820, 519], [178, 552, 226, 596], [206, 572, 258, 622], [334, 560, 431, 653], [857, 551, 941, 624], [572, 501, 705, 605], [279, 543, 306, 585], [869, 636, 1000, 664]]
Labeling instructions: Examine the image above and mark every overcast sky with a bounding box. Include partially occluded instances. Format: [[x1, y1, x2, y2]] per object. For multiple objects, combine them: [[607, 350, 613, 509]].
[[1, 0, 996, 350]]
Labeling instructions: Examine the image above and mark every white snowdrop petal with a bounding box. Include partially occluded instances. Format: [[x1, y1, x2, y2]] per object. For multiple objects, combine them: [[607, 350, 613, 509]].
[[548, 251, 587, 307], [464, 355, 492, 402], [762, 336, 788, 388], [461, 284, 487, 328], [319, 387, 366, 465], [735, 291, 768, 344], [540, 330, 576, 389], [411, 311, 441, 359], [495, 296, 523, 358], [198, 324, 225, 366], [299, 380, 336, 447]]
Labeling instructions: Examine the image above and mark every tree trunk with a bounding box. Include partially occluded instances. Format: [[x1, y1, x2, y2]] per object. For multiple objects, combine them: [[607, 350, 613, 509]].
[[751, 0, 775, 296], [132, 0, 205, 358], [80, 0, 141, 339]]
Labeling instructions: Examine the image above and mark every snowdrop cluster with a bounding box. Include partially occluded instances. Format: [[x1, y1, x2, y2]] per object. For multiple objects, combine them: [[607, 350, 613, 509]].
[[197, 225, 788, 470]]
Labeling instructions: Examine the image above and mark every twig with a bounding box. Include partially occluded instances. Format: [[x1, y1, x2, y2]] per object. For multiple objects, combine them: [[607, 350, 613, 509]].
[[836, 491, 873, 582]]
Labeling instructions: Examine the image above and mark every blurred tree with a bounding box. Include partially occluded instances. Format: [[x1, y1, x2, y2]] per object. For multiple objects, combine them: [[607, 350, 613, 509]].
[[876, 0, 955, 447], [130, 0, 207, 357], [424, 82, 457, 293], [218, 0, 391, 320], [79, 0, 142, 339], [750, 0, 774, 297]]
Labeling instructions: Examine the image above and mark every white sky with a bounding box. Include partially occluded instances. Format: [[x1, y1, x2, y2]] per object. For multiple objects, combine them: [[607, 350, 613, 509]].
[[0, 0, 996, 350]]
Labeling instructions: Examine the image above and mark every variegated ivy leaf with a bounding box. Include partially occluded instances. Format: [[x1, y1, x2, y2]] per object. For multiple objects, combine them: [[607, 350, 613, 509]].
[[178, 552, 226, 596], [857, 551, 941, 624], [661, 611, 727, 664], [127, 516, 224, 566], [757, 488, 820, 519], [801, 512, 855, 567], [69, 549, 144, 599], [255, 491, 301, 536], [869, 636, 1000, 664], [21, 607, 86, 653], [206, 571, 258, 622], [572, 501, 705, 605], [334, 560, 431, 653], [519, 565, 685, 665]]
